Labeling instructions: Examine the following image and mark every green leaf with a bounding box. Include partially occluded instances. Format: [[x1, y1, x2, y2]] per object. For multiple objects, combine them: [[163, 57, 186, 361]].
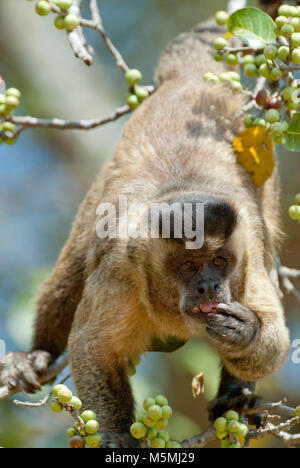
[[284, 113, 300, 151], [228, 7, 276, 49]]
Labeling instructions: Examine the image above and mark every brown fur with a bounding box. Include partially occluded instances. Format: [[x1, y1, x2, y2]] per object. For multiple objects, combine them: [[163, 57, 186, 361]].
[[0, 5, 290, 447]]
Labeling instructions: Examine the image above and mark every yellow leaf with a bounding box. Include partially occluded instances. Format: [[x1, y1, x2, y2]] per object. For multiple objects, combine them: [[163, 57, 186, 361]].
[[233, 127, 274, 188]]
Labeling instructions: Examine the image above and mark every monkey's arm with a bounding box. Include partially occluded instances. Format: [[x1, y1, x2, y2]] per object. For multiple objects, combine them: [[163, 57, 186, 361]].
[[68, 264, 150, 447]]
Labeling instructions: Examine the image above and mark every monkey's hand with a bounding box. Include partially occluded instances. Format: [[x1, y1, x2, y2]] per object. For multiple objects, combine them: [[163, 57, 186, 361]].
[[102, 431, 141, 448], [206, 302, 260, 351], [0, 351, 52, 394], [208, 392, 263, 428]]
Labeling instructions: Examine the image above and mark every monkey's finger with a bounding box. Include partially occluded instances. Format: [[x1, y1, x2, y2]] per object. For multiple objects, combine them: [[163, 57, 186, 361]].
[[15, 362, 41, 392]]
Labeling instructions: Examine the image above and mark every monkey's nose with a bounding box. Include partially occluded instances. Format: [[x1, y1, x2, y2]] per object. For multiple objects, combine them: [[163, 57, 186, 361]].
[[197, 280, 220, 296]]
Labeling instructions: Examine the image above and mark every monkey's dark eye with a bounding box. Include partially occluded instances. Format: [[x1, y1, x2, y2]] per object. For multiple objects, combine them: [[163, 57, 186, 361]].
[[179, 261, 195, 273], [212, 257, 227, 268]]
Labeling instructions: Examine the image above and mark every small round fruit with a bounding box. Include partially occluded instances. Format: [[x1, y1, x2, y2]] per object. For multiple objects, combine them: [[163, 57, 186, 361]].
[[278, 5, 294, 17], [221, 440, 230, 448], [296, 405, 300, 417], [155, 419, 168, 430], [143, 415, 156, 427], [275, 16, 288, 28], [155, 395, 168, 407], [81, 410, 97, 423], [161, 405, 172, 419], [35, 1, 50, 16], [292, 48, 300, 64], [4, 137, 18, 145], [85, 434, 102, 448], [266, 109, 280, 123], [158, 430, 170, 443], [266, 97, 282, 111], [216, 430, 228, 440], [282, 87, 298, 102], [259, 63, 271, 78], [70, 435, 85, 449], [273, 134, 285, 144], [292, 32, 300, 47], [286, 100, 300, 110], [255, 89, 270, 106], [1, 121, 16, 132], [291, 17, 300, 32], [244, 114, 254, 128], [272, 121, 289, 135], [228, 420, 239, 433], [244, 64, 257, 77], [295, 194, 300, 205], [130, 422, 147, 439], [57, 387, 73, 404], [134, 87, 149, 102], [85, 420, 100, 435], [148, 405, 163, 420], [166, 441, 181, 448], [234, 423, 248, 438], [126, 94, 139, 110], [231, 81, 242, 92], [6, 88, 21, 99], [203, 72, 219, 83], [50, 401, 63, 413], [255, 54, 267, 67], [6, 96, 19, 109], [55, 0, 73, 10], [226, 54, 239, 66], [280, 24, 294, 38], [270, 67, 282, 81], [289, 205, 300, 220], [215, 11, 229, 26], [227, 71, 240, 82], [146, 427, 158, 441], [125, 68, 142, 85], [52, 384, 68, 396], [54, 16, 65, 30], [219, 73, 232, 83], [214, 37, 227, 50], [224, 410, 239, 421], [70, 396, 82, 411], [64, 14, 80, 31], [66, 427, 77, 438], [264, 45, 277, 60], [151, 437, 165, 448], [277, 46, 290, 61], [243, 54, 255, 65], [214, 52, 223, 62], [143, 397, 156, 410], [215, 417, 228, 432]]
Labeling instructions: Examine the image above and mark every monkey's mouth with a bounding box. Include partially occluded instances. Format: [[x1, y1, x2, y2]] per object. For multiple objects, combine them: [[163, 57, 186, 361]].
[[189, 302, 221, 315]]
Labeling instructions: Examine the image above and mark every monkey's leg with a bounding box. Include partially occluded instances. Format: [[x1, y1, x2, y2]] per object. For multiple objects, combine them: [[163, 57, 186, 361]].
[[208, 367, 263, 427]]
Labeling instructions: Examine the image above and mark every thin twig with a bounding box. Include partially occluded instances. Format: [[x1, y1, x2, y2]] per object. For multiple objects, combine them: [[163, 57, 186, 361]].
[[13, 374, 71, 408]]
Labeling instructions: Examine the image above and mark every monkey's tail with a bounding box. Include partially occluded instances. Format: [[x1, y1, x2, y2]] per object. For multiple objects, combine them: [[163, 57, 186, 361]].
[[155, 0, 283, 86]]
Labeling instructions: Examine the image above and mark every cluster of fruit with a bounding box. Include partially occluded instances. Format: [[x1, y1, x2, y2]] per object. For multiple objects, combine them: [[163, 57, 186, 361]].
[[0, 88, 21, 146], [214, 410, 248, 449], [205, 5, 300, 145], [130, 395, 181, 448], [28, 0, 80, 31], [124, 69, 149, 110], [127, 356, 141, 376], [50, 384, 102, 449], [289, 193, 300, 222]]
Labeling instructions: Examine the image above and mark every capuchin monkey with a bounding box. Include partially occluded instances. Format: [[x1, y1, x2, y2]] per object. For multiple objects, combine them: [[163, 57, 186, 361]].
[[0, 0, 290, 447]]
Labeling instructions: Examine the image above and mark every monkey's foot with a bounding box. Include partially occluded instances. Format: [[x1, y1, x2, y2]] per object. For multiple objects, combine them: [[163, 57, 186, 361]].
[[208, 393, 263, 428], [278, 265, 300, 303], [102, 432, 141, 448], [0, 351, 52, 395]]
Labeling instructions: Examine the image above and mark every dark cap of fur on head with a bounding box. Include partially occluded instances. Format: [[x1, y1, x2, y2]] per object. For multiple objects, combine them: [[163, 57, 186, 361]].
[[149, 192, 238, 248]]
